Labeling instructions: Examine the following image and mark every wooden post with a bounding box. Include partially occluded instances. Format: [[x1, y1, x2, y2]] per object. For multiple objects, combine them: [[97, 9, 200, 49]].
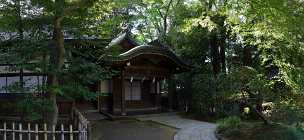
[[19, 123, 22, 140], [12, 123, 15, 140], [78, 124, 81, 140], [35, 124, 39, 140], [44, 123, 48, 140], [120, 70, 126, 116], [3, 122, 6, 140], [69, 125, 73, 140], [156, 81, 161, 111], [27, 123, 31, 140], [78, 123, 82, 140], [88, 122, 92, 140], [52, 125, 55, 140], [61, 124, 65, 140], [97, 81, 101, 112], [168, 75, 175, 111]]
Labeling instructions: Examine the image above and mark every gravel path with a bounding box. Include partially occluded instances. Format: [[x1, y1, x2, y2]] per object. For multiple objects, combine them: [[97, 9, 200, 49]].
[[136, 113, 217, 140]]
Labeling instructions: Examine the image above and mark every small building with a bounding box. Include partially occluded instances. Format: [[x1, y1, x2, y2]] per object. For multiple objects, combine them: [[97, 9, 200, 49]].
[[97, 33, 191, 115], [0, 33, 191, 117]]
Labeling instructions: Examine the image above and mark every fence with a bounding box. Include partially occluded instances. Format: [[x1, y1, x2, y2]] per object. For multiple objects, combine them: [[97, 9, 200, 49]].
[[0, 108, 91, 140], [71, 107, 91, 140]]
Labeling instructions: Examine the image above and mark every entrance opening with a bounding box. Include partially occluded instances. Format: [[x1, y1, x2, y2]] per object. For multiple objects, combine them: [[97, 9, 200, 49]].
[[125, 80, 141, 101]]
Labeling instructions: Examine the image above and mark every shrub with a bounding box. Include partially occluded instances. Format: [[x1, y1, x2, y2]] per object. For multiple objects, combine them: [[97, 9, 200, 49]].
[[217, 116, 242, 132], [270, 103, 304, 125], [254, 124, 304, 140], [217, 120, 304, 140]]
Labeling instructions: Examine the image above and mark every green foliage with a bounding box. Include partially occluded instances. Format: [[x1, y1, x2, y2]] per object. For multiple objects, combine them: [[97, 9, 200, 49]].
[[55, 83, 98, 101], [153, 0, 304, 124], [217, 116, 242, 132], [17, 96, 53, 121], [218, 118, 304, 140], [254, 124, 304, 140], [270, 101, 304, 125], [0, 0, 122, 121]]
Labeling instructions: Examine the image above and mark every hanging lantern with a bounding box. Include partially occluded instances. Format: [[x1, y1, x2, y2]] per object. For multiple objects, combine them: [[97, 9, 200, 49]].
[[130, 76, 133, 83]]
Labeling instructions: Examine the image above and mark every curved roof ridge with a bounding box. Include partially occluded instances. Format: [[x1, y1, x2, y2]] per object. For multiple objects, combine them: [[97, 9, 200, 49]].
[[119, 44, 168, 56], [117, 45, 191, 70]]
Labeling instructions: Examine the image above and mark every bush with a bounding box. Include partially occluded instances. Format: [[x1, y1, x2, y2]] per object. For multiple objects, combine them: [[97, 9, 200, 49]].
[[254, 124, 304, 140], [270, 103, 304, 125], [217, 116, 242, 132], [294, 122, 304, 133], [217, 119, 304, 140]]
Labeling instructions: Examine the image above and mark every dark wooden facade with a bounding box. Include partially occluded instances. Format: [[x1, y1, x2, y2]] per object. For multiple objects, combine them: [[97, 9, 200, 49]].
[[98, 33, 191, 115]]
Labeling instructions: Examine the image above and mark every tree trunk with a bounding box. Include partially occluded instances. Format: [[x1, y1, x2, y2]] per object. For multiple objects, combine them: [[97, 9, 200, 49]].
[[46, 2, 65, 125], [243, 46, 252, 66], [14, 0, 26, 122], [219, 40, 226, 73], [210, 36, 221, 76], [247, 103, 270, 125]]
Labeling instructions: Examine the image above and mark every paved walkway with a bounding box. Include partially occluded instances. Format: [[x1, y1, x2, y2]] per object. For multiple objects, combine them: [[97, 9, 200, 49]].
[[90, 119, 176, 140], [136, 113, 217, 140]]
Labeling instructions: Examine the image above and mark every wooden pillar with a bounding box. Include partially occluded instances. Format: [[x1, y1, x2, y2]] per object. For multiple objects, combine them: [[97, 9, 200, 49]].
[[168, 75, 175, 111], [97, 81, 101, 112], [156, 80, 161, 111], [120, 70, 126, 115]]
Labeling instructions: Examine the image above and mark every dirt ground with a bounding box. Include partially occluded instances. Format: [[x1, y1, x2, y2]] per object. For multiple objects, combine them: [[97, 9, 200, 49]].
[[91, 119, 177, 140]]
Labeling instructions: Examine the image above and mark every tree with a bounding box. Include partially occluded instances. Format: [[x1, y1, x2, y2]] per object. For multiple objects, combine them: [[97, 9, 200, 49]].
[[0, 0, 122, 125], [127, 0, 304, 123]]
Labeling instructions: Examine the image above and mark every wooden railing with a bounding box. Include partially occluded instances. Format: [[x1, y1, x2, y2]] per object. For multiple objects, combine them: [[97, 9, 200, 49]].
[[0, 108, 91, 140], [71, 107, 91, 140]]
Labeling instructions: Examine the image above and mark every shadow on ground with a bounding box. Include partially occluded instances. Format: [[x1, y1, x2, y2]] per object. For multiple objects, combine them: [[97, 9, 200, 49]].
[[91, 119, 177, 140]]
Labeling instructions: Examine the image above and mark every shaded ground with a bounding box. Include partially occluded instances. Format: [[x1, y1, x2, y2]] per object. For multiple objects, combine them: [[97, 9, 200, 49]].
[[136, 113, 217, 140], [91, 119, 177, 140]]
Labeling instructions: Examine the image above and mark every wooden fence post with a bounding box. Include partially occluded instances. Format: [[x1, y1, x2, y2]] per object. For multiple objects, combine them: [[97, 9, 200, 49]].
[[78, 123, 82, 140], [19, 123, 22, 140], [61, 124, 65, 140], [4, 122, 6, 140], [69, 125, 73, 140], [12, 123, 15, 140], [88, 123, 92, 140], [52, 125, 55, 140], [85, 123, 88, 140], [27, 123, 31, 140], [44, 123, 48, 140], [35, 124, 39, 140]]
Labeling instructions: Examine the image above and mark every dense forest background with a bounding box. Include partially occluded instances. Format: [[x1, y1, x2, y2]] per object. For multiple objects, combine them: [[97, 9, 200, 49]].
[[0, 0, 304, 132], [121, 0, 304, 125]]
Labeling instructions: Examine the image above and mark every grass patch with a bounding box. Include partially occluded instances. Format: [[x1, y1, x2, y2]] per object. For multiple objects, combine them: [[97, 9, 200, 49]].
[[217, 117, 304, 140]]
